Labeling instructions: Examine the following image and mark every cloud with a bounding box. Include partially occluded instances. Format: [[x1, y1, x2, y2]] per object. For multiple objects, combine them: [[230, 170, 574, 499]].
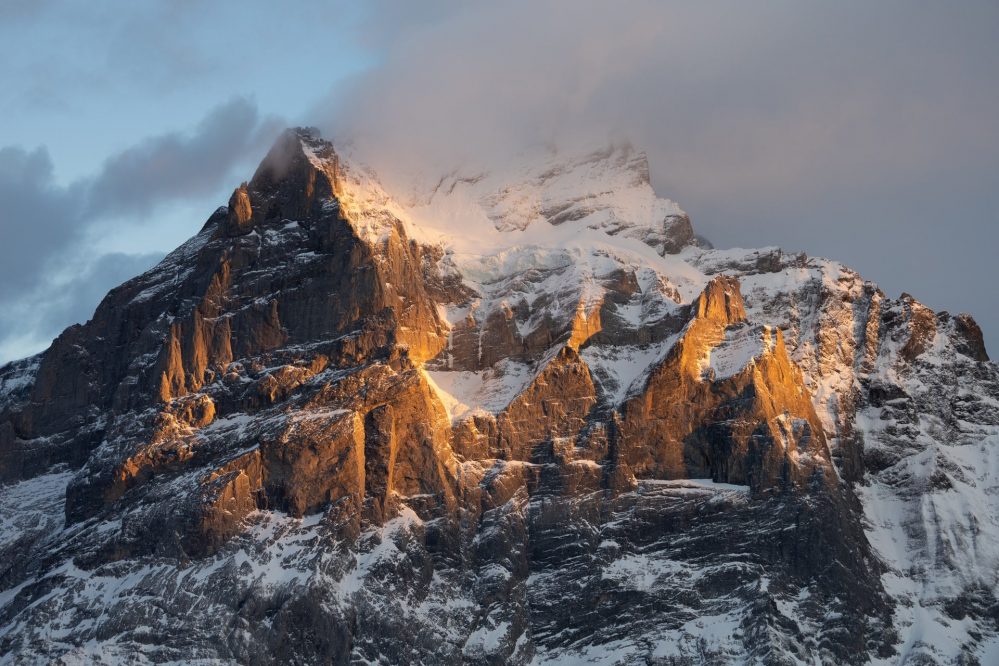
[[322, 1, 999, 195], [317, 0, 999, 353], [0, 146, 84, 302], [86, 97, 281, 218], [0, 1, 369, 119], [0, 96, 281, 363], [0, 252, 164, 364]]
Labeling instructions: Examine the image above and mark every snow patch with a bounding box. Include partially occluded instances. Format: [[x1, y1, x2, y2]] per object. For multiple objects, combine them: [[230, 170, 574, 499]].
[[424, 361, 534, 422], [580, 340, 677, 405]]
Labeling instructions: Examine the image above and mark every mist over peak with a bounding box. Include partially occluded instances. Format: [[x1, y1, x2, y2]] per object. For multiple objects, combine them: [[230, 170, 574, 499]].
[[308, 0, 999, 353]]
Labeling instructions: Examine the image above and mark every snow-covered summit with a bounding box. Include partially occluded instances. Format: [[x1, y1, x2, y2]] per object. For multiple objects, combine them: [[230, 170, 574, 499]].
[[406, 142, 693, 253], [303, 135, 696, 258], [2, 127, 996, 664]]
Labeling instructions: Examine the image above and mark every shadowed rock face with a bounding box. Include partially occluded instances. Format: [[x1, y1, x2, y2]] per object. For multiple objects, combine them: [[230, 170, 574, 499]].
[[0, 128, 996, 664]]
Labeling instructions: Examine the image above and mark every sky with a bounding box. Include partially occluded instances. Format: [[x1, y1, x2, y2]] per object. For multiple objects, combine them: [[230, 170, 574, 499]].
[[0, 1, 997, 363]]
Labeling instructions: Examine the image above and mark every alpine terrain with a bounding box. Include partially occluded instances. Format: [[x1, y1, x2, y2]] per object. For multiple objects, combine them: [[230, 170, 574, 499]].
[[1, 128, 997, 665]]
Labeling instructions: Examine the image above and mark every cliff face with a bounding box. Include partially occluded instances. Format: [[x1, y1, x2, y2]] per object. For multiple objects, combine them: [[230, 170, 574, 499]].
[[0, 129, 996, 665]]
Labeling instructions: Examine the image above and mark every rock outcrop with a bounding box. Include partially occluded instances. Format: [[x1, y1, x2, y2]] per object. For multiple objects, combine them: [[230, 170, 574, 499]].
[[612, 275, 833, 492]]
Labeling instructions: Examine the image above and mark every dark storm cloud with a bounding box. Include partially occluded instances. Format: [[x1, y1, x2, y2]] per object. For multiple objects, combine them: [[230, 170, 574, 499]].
[[319, 0, 999, 354], [0, 97, 281, 362]]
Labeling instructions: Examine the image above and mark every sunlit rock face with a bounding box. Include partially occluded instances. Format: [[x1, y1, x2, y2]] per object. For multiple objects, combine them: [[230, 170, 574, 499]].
[[1, 128, 997, 664]]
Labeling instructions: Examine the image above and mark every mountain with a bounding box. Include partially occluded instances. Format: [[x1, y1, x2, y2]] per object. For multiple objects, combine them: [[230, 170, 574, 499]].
[[1, 127, 997, 665]]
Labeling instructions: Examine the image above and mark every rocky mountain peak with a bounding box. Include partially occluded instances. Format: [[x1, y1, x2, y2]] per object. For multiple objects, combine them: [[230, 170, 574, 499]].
[[953, 311, 990, 361], [224, 182, 253, 235], [220, 127, 344, 237], [1, 128, 998, 664], [694, 274, 747, 325]]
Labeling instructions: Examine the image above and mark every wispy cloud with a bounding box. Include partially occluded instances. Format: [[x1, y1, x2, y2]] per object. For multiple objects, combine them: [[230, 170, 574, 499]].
[[85, 97, 280, 218], [0, 97, 282, 363], [318, 0, 999, 352], [322, 1, 999, 199]]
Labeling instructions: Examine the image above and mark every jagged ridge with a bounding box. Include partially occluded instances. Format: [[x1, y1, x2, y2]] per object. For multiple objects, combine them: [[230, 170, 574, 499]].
[[0, 128, 996, 665]]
